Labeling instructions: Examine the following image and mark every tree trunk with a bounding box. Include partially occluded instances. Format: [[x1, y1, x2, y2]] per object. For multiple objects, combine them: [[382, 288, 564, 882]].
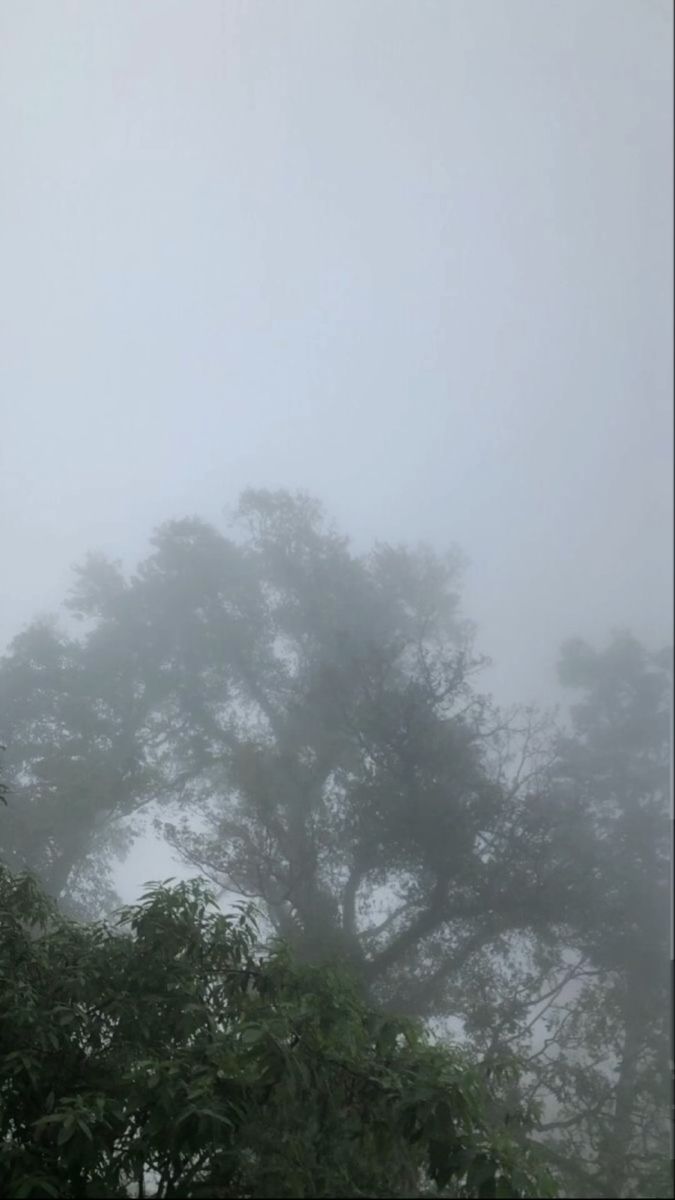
[[601, 996, 643, 1198]]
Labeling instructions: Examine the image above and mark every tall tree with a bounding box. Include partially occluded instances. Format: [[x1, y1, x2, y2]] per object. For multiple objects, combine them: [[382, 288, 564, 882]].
[[0, 491, 588, 1002], [529, 634, 672, 1199], [472, 635, 672, 1199], [0, 493, 525, 953]]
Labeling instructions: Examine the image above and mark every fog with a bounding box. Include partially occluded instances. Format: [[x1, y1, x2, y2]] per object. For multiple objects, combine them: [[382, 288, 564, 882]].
[[0, 6, 672, 1198], [2, 0, 671, 708]]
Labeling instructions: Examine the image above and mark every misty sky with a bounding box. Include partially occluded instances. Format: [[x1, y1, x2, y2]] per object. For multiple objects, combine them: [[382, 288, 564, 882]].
[[1, 0, 672, 721]]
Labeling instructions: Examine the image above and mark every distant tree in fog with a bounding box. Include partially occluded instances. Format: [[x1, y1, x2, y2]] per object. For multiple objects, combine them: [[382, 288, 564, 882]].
[[0, 492, 669, 1198]]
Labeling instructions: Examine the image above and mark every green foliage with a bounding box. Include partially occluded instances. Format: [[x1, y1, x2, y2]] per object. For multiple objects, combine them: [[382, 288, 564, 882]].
[[0, 869, 554, 1199]]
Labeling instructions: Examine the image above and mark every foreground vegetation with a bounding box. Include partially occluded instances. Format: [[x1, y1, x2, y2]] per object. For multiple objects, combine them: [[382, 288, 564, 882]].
[[0, 870, 554, 1198]]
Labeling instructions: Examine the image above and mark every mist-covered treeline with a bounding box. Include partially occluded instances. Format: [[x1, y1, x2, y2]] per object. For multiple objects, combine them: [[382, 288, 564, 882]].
[[0, 490, 671, 1199]]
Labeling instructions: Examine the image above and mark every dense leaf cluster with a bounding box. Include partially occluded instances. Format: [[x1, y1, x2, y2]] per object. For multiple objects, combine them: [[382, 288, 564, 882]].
[[0, 870, 553, 1199]]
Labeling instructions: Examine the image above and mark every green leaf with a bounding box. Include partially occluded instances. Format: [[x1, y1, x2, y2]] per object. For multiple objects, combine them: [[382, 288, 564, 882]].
[[57, 1119, 76, 1146], [13, 1178, 60, 1199]]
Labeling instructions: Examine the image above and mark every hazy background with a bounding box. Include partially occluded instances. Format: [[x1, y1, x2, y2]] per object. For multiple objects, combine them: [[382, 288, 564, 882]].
[[1, 1, 672, 893]]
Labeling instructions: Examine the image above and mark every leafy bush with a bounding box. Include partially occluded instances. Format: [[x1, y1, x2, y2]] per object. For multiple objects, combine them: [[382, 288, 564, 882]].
[[0, 869, 553, 1198]]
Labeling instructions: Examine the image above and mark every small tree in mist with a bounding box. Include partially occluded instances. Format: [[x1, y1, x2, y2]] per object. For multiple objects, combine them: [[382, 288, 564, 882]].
[[0, 616, 158, 917]]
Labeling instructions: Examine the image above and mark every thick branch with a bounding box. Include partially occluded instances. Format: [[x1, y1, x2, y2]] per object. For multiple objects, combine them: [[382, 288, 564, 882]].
[[391, 923, 498, 1017], [341, 862, 364, 937], [365, 880, 448, 979]]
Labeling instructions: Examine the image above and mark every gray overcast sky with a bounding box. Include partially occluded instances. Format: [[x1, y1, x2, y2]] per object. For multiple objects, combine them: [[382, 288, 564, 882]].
[[1, 0, 672, 720]]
